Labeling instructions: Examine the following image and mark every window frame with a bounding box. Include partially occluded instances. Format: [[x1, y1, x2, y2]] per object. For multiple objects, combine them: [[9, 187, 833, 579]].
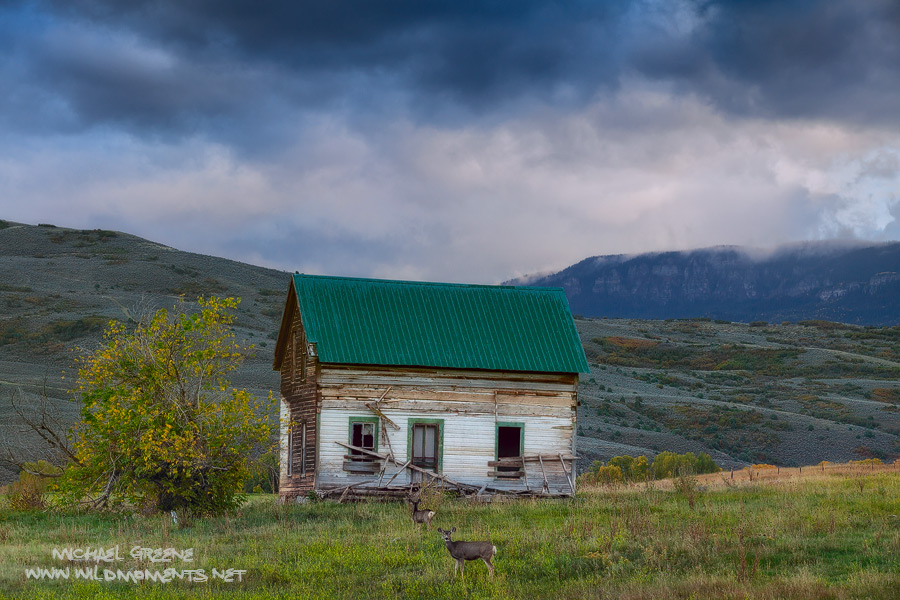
[[347, 416, 380, 456], [286, 424, 294, 477], [299, 421, 307, 477], [407, 418, 444, 473]]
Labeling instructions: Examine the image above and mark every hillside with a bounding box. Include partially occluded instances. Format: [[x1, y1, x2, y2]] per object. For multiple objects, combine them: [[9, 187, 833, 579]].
[[2, 221, 899, 482], [574, 317, 900, 471], [509, 242, 900, 325], [0, 221, 288, 484]]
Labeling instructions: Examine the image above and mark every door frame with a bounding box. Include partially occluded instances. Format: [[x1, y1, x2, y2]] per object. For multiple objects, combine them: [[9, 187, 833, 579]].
[[407, 418, 444, 473]]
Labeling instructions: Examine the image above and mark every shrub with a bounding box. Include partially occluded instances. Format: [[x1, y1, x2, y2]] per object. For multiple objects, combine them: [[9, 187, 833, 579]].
[[580, 464, 624, 486], [608, 455, 650, 482], [652, 451, 720, 478], [57, 297, 273, 514], [7, 461, 59, 510]]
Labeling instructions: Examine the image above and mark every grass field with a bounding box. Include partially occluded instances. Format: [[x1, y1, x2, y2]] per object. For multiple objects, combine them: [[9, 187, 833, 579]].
[[3, 466, 900, 599]]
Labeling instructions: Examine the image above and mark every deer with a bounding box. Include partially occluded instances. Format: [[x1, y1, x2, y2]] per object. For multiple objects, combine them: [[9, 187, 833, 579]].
[[407, 493, 435, 529], [437, 527, 496, 577]]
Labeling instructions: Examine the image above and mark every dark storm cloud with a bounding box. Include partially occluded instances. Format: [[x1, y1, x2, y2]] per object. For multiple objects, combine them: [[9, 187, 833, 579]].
[[5, 0, 900, 140], [676, 0, 900, 123], [6, 0, 628, 135]]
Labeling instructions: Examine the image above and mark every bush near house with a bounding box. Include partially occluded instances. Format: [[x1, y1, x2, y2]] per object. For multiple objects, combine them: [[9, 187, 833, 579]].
[[55, 297, 273, 515]]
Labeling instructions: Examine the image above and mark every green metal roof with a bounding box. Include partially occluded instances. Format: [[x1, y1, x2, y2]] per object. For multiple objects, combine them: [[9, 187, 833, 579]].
[[291, 274, 589, 374]]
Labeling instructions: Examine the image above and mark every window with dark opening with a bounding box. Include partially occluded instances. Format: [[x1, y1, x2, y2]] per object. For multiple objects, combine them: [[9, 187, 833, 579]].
[[497, 425, 523, 479], [345, 418, 379, 474], [351, 422, 376, 454]]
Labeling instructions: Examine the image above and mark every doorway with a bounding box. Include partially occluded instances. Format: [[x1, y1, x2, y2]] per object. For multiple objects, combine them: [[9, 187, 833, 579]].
[[496, 423, 524, 479]]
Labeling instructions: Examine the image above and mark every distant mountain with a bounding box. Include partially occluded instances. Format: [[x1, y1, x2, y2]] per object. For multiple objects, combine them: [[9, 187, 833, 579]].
[[507, 242, 900, 325]]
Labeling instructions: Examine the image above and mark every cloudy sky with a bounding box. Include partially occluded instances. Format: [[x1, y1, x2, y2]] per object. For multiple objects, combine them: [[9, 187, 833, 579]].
[[2, 0, 900, 283]]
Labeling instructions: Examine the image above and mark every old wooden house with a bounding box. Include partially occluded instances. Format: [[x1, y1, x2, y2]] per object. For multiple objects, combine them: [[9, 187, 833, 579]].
[[273, 274, 589, 500]]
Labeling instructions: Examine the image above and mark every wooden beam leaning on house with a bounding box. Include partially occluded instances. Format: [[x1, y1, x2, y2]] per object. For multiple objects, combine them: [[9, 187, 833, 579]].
[[336, 441, 477, 493], [335, 442, 576, 498]]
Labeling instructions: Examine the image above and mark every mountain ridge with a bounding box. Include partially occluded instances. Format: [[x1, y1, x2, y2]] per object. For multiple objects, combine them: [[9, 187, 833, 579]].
[[506, 241, 900, 325]]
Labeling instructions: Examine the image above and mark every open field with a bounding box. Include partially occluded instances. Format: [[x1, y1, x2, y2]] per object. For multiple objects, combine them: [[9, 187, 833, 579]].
[[3, 467, 900, 599]]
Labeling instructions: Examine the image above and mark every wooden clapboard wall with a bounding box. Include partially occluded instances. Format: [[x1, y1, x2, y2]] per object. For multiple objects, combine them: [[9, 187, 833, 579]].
[[315, 365, 578, 495], [279, 303, 318, 499]]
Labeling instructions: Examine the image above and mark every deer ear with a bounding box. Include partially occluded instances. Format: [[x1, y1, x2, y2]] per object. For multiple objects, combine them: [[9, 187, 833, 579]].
[[451, 526, 457, 533]]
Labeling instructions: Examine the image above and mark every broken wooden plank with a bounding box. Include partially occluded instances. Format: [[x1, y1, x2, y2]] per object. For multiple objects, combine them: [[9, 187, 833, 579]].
[[487, 470, 523, 478], [342, 461, 380, 474], [335, 441, 479, 492], [376, 459, 388, 487], [488, 457, 527, 467], [336, 480, 374, 503], [365, 402, 400, 430], [558, 453, 575, 493], [538, 455, 550, 493], [384, 460, 412, 487], [343, 454, 385, 461]]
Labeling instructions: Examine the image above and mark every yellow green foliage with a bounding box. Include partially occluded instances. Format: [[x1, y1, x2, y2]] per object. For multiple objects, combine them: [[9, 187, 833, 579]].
[[580, 465, 624, 486], [7, 461, 59, 510], [651, 451, 720, 479], [608, 455, 650, 481], [56, 297, 273, 515]]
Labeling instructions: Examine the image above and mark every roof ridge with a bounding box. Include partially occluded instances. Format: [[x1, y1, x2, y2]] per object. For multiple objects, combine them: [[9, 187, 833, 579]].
[[293, 273, 564, 292]]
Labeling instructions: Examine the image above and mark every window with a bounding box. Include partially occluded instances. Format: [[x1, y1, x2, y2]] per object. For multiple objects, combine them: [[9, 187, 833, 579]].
[[495, 422, 524, 479], [412, 424, 438, 470], [345, 417, 380, 474], [351, 421, 376, 453], [407, 419, 444, 481], [299, 423, 307, 477], [347, 417, 379, 455], [286, 425, 294, 477]]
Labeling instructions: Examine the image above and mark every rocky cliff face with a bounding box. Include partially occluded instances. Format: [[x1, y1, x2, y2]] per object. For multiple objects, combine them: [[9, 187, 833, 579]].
[[510, 242, 900, 325]]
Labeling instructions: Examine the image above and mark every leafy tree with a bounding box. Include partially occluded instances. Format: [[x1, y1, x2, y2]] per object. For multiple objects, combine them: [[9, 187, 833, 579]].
[[57, 297, 272, 514], [608, 455, 635, 479], [631, 455, 650, 481], [651, 451, 720, 478]]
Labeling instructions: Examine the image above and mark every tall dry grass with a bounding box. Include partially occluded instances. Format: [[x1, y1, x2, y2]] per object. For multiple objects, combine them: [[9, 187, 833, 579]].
[[2, 466, 899, 599]]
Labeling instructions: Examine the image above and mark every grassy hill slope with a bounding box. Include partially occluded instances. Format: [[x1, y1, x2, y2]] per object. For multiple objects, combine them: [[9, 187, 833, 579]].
[[0, 221, 287, 483], [574, 318, 900, 471]]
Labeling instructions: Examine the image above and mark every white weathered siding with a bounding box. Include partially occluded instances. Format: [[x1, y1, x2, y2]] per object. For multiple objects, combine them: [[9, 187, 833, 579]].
[[279, 397, 289, 480], [316, 365, 577, 494]]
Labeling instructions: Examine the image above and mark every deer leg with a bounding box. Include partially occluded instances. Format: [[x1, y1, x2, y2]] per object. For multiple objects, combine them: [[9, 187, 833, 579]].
[[483, 558, 494, 578], [458, 559, 465, 576]]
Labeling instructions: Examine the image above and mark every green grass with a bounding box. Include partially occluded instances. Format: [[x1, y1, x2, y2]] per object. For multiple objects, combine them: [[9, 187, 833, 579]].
[[3, 472, 900, 599]]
